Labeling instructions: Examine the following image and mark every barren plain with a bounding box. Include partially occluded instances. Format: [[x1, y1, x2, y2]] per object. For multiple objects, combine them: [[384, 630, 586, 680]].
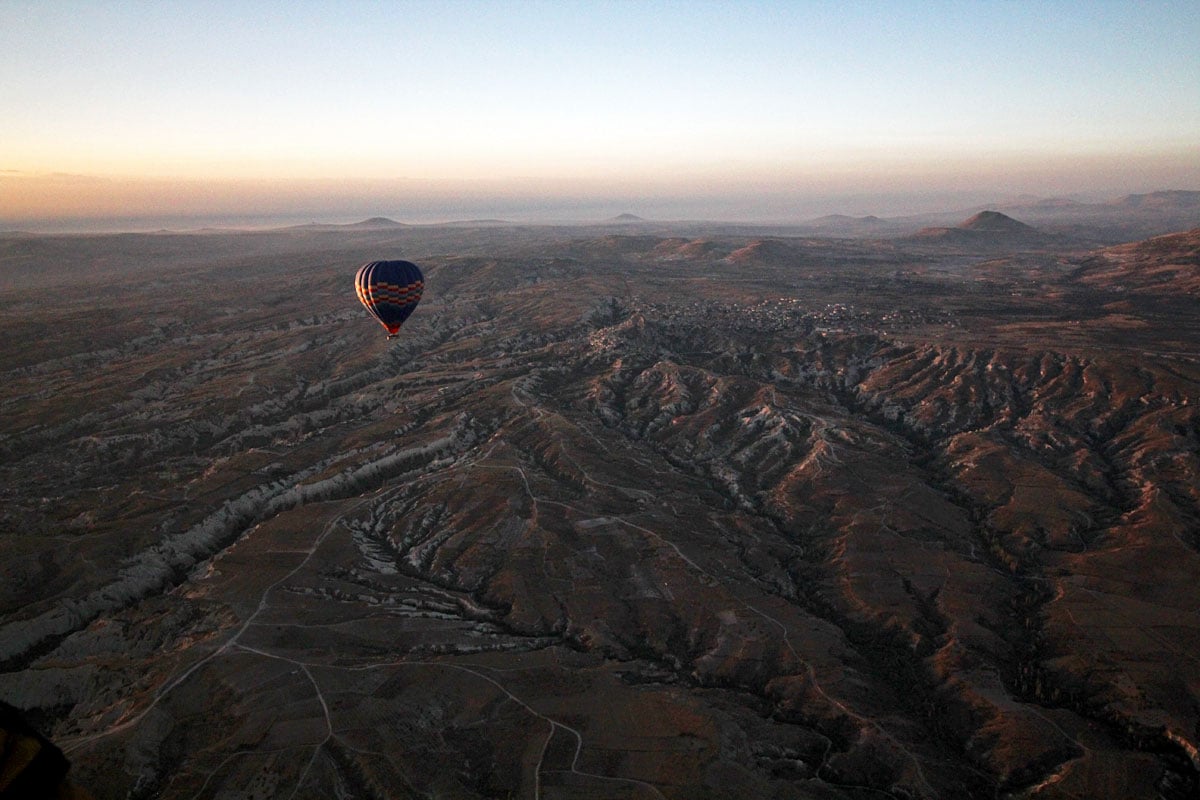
[[1, 210, 1199, 799]]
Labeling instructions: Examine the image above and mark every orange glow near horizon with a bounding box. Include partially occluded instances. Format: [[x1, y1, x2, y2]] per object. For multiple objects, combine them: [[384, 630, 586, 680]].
[[2, 3, 1197, 227], [3, 144, 1198, 227]]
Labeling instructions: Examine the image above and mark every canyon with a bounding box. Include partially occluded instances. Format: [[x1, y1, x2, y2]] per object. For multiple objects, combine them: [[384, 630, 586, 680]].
[[1, 214, 1198, 798]]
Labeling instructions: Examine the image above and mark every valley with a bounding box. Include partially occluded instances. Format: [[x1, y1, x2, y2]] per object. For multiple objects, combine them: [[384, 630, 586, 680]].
[[1, 217, 1198, 799]]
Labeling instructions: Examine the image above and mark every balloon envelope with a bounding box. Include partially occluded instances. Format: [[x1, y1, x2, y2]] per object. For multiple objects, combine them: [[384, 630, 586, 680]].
[[354, 260, 424, 337]]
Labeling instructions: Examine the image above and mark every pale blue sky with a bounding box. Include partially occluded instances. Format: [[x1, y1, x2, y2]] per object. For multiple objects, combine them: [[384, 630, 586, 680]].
[[2, 1, 1198, 224]]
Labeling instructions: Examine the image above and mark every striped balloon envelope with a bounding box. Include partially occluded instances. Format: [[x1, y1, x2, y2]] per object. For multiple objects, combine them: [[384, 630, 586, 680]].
[[354, 260, 424, 338]]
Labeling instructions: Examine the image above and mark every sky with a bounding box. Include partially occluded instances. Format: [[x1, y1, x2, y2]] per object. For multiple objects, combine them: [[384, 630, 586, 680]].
[[2, 0, 1199, 229]]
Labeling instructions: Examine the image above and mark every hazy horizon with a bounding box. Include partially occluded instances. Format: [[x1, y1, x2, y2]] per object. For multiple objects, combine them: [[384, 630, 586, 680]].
[[3, 1, 1198, 232], [4, 176, 1199, 235]]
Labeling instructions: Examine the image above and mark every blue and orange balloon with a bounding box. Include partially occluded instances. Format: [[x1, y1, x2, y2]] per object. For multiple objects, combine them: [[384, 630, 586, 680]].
[[354, 260, 424, 338]]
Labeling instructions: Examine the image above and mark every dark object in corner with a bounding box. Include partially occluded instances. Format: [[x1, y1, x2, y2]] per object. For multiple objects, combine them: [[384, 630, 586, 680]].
[[0, 701, 88, 800]]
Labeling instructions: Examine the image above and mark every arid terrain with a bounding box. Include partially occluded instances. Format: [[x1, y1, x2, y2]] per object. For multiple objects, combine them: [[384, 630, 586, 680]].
[[2, 204, 1199, 799]]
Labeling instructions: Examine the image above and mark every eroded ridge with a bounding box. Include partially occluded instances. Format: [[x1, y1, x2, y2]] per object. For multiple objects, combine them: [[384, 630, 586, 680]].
[[1, 225, 1197, 798]]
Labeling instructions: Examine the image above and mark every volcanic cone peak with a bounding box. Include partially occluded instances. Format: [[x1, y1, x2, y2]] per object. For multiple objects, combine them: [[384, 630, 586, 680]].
[[907, 209, 1051, 247], [958, 210, 1037, 232]]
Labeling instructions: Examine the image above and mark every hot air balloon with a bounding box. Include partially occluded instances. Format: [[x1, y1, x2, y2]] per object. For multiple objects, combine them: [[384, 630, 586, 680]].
[[354, 260, 424, 339]]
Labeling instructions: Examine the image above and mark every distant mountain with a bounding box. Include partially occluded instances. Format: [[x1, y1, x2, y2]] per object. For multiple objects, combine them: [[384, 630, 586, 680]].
[[282, 217, 408, 232], [1107, 190, 1200, 212], [907, 210, 1052, 247], [795, 214, 914, 238], [1026, 197, 1087, 209], [1070, 226, 1200, 295], [347, 217, 407, 228], [956, 210, 1039, 233], [986, 190, 1200, 244], [992, 190, 1200, 217], [610, 213, 647, 223], [806, 213, 886, 230], [435, 219, 511, 227], [808, 214, 883, 226], [996, 194, 1086, 209]]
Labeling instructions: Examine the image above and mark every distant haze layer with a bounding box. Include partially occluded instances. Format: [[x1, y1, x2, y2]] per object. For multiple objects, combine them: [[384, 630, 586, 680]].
[[4, 148, 1200, 232]]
